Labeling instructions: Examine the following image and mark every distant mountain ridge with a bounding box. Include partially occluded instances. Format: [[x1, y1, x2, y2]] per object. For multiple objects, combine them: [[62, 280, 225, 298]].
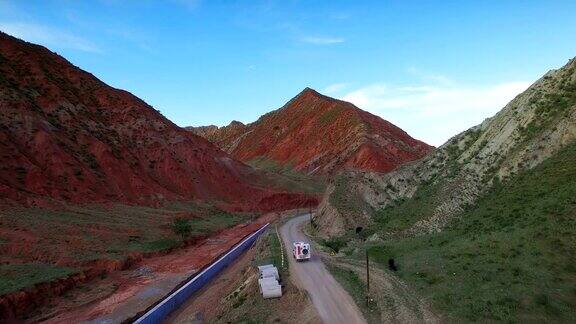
[[189, 88, 433, 175], [187, 120, 248, 152]]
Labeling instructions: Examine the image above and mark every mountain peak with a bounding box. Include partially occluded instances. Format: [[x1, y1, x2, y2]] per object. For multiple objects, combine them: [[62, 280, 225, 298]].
[[193, 88, 433, 174], [228, 120, 245, 127], [297, 87, 324, 99]]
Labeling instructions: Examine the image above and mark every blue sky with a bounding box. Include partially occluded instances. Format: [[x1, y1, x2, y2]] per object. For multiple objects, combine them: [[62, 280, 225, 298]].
[[1, 0, 575, 145]]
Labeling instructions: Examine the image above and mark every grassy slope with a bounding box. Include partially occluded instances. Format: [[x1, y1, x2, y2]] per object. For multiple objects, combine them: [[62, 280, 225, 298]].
[[330, 174, 369, 214], [0, 202, 247, 295], [0, 264, 78, 296], [368, 141, 576, 322], [247, 156, 326, 194], [373, 180, 440, 234]]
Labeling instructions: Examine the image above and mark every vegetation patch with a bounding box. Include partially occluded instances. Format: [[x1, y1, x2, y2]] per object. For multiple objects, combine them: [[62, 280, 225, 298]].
[[248, 156, 325, 193], [254, 229, 287, 277], [0, 202, 248, 265], [318, 105, 345, 125], [373, 180, 440, 233], [128, 238, 180, 253], [0, 264, 78, 295], [520, 77, 576, 142], [184, 212, 241, 237], [247, 156, 291, 173], [321, 237, 348, 253], [330, 173, 369, 216]]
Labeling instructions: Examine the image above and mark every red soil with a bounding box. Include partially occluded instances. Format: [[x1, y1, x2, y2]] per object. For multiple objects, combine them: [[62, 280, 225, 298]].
[[0, 32, 313, 210], [0, 257, 133, 321], [7, 211, 297, 323], [190, 88, 434, 175], [0, 220, 255, 321]]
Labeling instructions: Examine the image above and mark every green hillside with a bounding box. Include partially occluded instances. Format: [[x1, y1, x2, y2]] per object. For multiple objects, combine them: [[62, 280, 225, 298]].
[[367, 140, 576, 322]]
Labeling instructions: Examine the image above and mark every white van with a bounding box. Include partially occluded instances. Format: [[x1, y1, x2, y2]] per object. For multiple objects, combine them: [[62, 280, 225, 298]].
[[292, 242, 311, 261]]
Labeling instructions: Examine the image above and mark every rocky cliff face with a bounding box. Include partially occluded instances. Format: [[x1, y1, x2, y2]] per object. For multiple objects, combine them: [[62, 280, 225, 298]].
[[189, 88, 433, 175], [0, 32, 315, 210], [316, 58, 576, 236]]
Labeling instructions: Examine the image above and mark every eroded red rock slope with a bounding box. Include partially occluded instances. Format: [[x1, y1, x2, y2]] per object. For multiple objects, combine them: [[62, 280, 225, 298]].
[[0, 32, 314, 210], [190, 88, 433, 174]]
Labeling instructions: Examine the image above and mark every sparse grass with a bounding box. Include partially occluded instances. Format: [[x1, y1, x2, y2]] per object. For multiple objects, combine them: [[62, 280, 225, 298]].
[[254, 229, 287, 277], [321, 237, 348, 253], [326, 262, 380, 323], [247, 156, 287, 172], [128, 238, 180, 253], [367, 140, 576, 322], [0, 202, 248, 265], [520, 77, 576, 142], [0, 264, 78, 295], [184, 212, 242, 237], [318, 106, 344, 125], [330, 173, 369, 216], [248, 156, 326, 193], [373, 180, 439, 233], [0, 202, 249, 296]]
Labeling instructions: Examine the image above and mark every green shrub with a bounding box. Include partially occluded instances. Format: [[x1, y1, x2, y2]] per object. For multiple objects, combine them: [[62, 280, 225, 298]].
[[322, 237, 348, 253], [172, 218, 192, 240]]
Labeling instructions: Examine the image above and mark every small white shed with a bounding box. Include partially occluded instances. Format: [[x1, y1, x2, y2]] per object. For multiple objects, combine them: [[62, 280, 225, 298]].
[[257, 264, 282, 298], [260, 267, 279, 280]]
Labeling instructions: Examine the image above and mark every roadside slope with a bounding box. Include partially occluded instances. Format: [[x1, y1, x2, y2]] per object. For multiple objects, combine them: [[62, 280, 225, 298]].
[[26, 221, 265, 323], [168, 221, 320, 323]]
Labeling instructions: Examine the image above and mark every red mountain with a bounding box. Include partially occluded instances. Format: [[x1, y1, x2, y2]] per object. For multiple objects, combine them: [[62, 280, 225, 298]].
[[190, 88, 433, 175], [0, 32, 314, 210]]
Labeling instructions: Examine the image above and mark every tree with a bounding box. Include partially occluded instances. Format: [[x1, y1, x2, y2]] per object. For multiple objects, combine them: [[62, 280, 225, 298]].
[[172, 218, 192, 240]]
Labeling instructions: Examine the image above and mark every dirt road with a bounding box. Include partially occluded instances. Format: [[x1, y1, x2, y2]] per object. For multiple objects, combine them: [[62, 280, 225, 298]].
[[280, 214, 366, 324]]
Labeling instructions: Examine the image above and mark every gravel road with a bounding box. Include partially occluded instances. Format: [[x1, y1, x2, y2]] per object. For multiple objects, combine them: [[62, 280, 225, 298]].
[[279, 214, 366, 324]]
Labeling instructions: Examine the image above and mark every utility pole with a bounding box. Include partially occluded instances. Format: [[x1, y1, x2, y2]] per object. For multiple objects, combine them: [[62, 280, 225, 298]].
[[309, 202, 313, 227], [366, 249, 370, 306]]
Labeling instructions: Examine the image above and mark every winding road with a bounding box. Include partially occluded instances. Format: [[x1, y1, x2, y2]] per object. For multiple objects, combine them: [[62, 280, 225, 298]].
[[280, 214, 366, 324]]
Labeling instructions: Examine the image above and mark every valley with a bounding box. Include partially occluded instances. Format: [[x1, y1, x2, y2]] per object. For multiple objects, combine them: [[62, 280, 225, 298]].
[[0, 32, 321, 321], [1, 10, 575, 323]]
